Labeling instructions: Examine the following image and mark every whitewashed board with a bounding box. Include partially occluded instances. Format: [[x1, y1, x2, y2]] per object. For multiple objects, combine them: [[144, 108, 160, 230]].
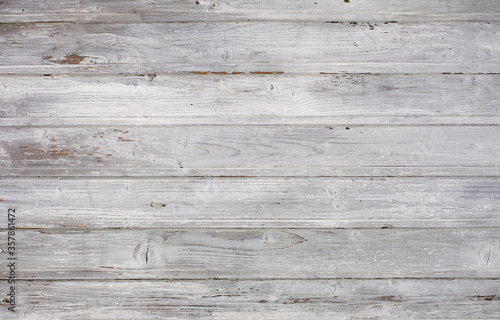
[[0, 178, 498, 229], [0, 126, 498, 177], [1, 22, 500, 74], [1, 0, 499, 318], [1, 74, 499, 126], [1, 228, 499, 279], [1, 0, 499, 22], [0, 280, 499, 319]]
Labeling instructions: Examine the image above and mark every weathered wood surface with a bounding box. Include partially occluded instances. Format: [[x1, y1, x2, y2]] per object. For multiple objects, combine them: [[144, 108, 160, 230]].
[[1, 0, 499, 318], [1, 126, 498, 177], [1, 74, 500, 126], [1, 228, 499, 279], [2, 22, 500, 75], [0, 280, 499, 319], [1, 0, 499, 22], [0, 178, 499, 229]]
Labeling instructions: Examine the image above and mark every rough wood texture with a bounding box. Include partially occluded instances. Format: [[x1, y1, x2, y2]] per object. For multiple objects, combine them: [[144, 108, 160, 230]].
[[1, 126, 498, 177], [0, 280, 499, 319], [2, 228, 499, 279], [1, 0, 499, 318], [1, 74, 499, 126], [1, 22, 500, 75], [1, 0, 499, 22], [0, 178, 498, 229]]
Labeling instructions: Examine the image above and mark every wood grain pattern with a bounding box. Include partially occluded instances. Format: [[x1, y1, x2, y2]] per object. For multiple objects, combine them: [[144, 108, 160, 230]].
[[1, 74, 499, 126], [0, 280, 499, 319], [1, 0, 499, 317], [0, 178, 498, 229], [1, 0, 499, 22], [2, 228, 499, 279], [1, 126, 498, 177], [1, 22, 500, 75]]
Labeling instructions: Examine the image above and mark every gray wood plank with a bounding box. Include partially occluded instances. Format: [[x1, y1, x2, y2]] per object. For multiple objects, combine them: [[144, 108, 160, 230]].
[[1, 280, 499, 319], [1, 178, 499, 229], [1, 74, 500, 126], [1, 22, 500, 74], [0, 126, 498, 177], [1, 0, 499, 22], [1, 228, 499, 279]]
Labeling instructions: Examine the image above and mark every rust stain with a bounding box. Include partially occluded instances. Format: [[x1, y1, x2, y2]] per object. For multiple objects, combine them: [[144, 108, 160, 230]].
[[150, 201, 167, 208], [10, 41, 20, 44], [250, 71, 284, 75], [20, 147, 70, 156], [47, 149, 70, 156], [45, 54, 89, 65], [21, 149, 46, 155]]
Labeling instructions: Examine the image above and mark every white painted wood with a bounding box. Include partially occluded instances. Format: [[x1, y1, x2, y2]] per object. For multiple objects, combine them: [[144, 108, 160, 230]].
[[1, 0, 499, 22], [1, 74, 499, 125], [2, 228, 499, 279], [0, 126, 498, 177], [1, 22, 500, 74], [0, 178, 498, 229], [0, 280, 499, 319], [1, 0, 499, 317]]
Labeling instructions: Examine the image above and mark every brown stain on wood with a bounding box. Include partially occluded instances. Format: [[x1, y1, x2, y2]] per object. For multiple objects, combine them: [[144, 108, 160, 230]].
[[118, 137, 135, 142], [44, 54, 89, 65], [20, 146, 70, 156], [375, 295, 403, 302], [472, 295, 499, 301], [183, 71, 245, 75], [250, 71, 284, 75], [182, 71, 281, 75], [150, 201, 167, 208]]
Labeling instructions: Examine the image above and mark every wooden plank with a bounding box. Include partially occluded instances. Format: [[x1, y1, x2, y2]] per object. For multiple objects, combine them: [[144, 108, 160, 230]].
[[1, 22, 500, 75], [1, 0, 499, 22], [1, 178, 499, 229], [1, 74, 500, 126], [0, 126, 498, 177], [1, 228, 499, 279], [1, 280, 499, 319]]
